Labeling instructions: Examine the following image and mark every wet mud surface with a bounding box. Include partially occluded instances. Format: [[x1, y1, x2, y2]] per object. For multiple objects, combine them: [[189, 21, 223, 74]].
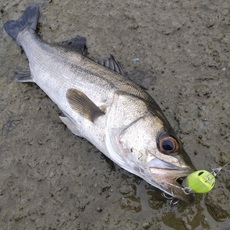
[[0, 0, 230, 229]]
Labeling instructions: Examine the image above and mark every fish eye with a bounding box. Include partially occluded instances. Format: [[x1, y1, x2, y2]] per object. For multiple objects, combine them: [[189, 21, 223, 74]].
[[158, 136, 179, 154]]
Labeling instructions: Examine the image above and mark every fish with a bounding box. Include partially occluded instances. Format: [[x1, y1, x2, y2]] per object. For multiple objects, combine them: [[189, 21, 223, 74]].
[[4, 3, 195, 202]]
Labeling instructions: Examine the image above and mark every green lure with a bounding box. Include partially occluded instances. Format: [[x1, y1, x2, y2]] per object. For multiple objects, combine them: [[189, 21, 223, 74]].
[[182, 170, 215, 193]]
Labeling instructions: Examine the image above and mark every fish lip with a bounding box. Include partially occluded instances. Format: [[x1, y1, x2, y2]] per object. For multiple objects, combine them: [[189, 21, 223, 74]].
[[149, 166, 195, 203], [147, 156, 196, 202], [165, 171, 195, 203]]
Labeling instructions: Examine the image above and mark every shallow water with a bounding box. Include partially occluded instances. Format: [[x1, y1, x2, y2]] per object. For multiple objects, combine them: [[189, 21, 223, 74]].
[[0, 0, 229, 229]]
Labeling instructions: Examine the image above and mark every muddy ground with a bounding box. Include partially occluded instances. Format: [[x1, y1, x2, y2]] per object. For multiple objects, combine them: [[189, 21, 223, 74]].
[[0, 0, 229, 229]]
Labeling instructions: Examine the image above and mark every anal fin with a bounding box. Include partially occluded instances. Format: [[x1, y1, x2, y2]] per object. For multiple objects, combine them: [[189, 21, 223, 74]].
[[15, 69, 33, 82], [66, 88, 104, 122]]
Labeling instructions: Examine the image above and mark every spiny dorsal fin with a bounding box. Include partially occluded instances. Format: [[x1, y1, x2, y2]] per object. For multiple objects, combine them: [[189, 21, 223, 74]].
[[66, 88, 104, 122], [94, 55, 125, 75], [94, 55, 154, 90]]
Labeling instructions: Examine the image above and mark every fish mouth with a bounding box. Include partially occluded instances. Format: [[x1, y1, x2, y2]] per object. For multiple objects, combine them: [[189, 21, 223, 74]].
[[148, 160, 195, 203], [166, 172, 195, 203]]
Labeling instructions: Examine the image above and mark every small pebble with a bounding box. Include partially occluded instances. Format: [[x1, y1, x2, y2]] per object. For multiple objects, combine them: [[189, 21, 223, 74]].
[[96, 206, 103, 212], [132, 58, 140, 62]]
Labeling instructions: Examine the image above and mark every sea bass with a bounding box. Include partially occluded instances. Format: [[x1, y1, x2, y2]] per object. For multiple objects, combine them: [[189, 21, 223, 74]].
[[4, 4, 195, 202]]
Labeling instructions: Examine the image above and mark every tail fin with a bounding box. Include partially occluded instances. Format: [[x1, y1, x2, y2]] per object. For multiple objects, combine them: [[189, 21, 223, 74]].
[[4, 3, 39, 43]]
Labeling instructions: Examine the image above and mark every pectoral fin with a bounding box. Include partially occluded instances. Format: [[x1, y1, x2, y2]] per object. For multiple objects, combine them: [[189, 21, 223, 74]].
[[66, 88, 104, 122]]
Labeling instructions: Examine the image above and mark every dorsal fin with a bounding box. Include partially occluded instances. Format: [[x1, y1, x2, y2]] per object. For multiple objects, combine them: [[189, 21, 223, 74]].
[[59, 36, 88, 55], [59, 37, 124, 75], [94, 55, 125, 75]]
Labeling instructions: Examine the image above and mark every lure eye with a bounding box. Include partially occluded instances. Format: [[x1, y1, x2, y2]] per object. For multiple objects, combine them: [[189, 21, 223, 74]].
[[158, 136, 179, 154]]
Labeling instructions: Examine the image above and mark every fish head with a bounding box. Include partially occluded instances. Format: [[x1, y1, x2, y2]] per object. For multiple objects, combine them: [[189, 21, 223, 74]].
[[118, 112, 195, 203], [107, 93, 195, 202]]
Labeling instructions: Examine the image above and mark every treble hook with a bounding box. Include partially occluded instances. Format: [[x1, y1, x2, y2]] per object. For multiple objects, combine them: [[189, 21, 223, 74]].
[[162, 193, 179, 206]]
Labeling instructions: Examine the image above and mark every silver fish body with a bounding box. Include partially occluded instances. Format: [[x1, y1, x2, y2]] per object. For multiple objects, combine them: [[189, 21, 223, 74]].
[[4, 4, 195, 202]]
